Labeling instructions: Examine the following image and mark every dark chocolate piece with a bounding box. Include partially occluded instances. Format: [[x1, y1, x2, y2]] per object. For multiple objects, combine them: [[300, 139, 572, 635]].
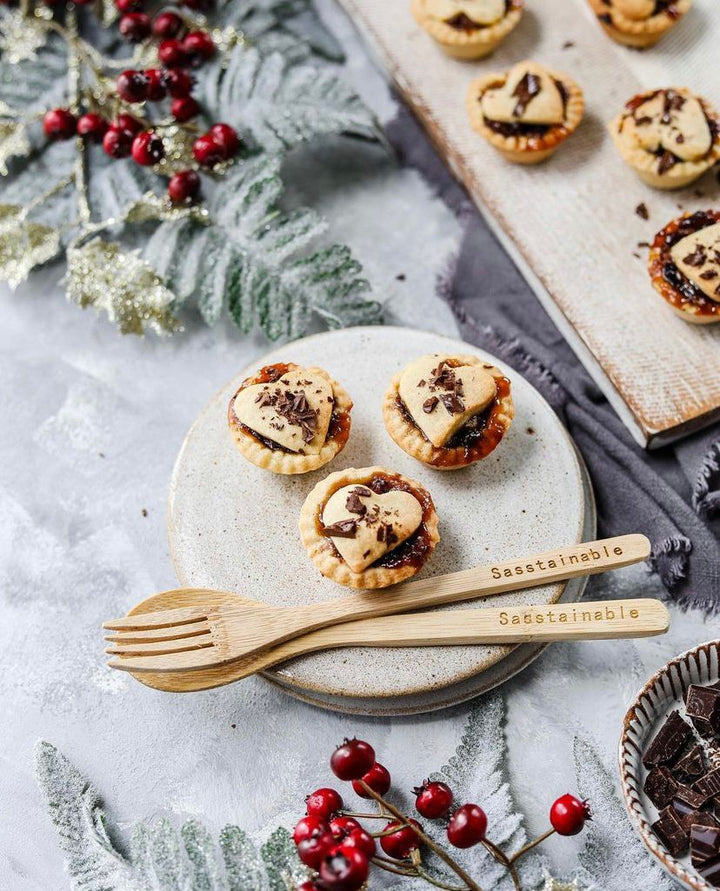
[[345, 493, 367, 516], [674, 744, 706, 783], [423, 396, 439, 414], [672, 786, 711, 831], [699, 859, 720, 888], [694, 769, 720, 805], [692, 823, 720, 867], [644, 767, 679, 809], [686, 685, 720, 732], [512, 72, 541, 117], [652, 806, 689, 856], [643, 711, 693, 768], [439, 392, 465, 414], [323, 519, 357, 539], [635, 202, 649, 220]]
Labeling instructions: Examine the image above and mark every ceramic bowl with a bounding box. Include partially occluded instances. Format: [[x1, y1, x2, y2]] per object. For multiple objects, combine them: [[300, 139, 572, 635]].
[[619, 641, 720, 891]]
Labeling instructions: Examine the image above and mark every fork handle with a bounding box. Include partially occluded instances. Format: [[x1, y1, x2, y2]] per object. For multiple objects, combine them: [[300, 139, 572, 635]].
[[295, 534, 651, 630]]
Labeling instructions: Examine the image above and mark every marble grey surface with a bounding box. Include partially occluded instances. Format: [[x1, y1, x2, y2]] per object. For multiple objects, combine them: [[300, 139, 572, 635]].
[[0, 3, 717, 888]]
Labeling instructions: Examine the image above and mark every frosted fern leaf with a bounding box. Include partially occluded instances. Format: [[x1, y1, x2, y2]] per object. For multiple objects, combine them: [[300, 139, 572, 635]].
[[0, 120, 31, 175], [0, 203, 60, 288], [66, 238, 181, 335], [202, 48, 381, 151], [0, 26, 68, 114], [574, 735, 676, 891], [0, 10, 47, 63]]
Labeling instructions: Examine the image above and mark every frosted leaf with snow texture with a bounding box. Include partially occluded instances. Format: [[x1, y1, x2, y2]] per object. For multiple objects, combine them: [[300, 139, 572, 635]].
[[574, 736, 676, 890], [0, 10, 48, 62], [0, 120, 30, 175], [66, 239, 181, 336], [203, 48, 380, 151], [0, 204, 60, 288]]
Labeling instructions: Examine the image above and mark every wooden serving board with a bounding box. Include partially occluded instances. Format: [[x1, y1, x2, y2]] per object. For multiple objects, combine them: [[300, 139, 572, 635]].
[[335, 0, 720, 448]]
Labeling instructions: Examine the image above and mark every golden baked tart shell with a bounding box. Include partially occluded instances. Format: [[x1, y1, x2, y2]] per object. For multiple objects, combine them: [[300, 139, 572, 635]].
[[609, 94, 720, 191], [410, 0, 523, 59], [383, 355, 514, 470], [648, 211, 720, 325], [299, 466, 440, 589], [587, 0, 691, 47], [228, 364, 353, 475], [466, 70, 584, 164]]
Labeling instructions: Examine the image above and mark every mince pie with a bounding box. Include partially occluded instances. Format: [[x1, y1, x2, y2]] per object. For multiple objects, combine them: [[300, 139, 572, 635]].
[[587, 0, 691, 48], [383, 354, 514, 470], [610, 88, 720, 190], [648, 210, 720, 324], [299, 467, 440, 589], [228, 362, 353, 474], [411, 0, 523, 60], [467, 60, 584, 164]]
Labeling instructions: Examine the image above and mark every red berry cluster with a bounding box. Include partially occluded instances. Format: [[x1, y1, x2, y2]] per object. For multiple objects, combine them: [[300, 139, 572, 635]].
[[292, 737, 592, 891]]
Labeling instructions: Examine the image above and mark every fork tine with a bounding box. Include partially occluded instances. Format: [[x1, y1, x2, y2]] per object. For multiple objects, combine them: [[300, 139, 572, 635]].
[[108, 644, 231, 673], [104, 622, 211, 644], [102, 605, 209, 631], [105, 632, 214, 656]]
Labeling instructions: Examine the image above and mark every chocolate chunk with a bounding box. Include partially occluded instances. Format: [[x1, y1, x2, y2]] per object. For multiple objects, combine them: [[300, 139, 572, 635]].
[[423, 396, 439, 414], [700, 269, 718, 280], [351, 486, 372, 498], [683, 247, 707, 267], [676, 133, 685, 144], [672, 786, 709, 830], [635, 202, 649, 220], [652, 806, 689, 856], [324, 519, 357, 539], [692, 823, 720, 867], [686, 685, 720, 731], [694, 769, 720, 804], [657, 151, 678, 175], [635, 115, 653, 126], [385, 524, 398, 547], [674, 744, 706, 782], [644, 767, 679, 809], [699, 858, 720, 888], [440, 392, 465, 414], [345, 493, 367, 516], [562, 40, 575, 48], [643, 711, 693, 768], [512, 72, 541, 117], [417, 379, 426, 388]]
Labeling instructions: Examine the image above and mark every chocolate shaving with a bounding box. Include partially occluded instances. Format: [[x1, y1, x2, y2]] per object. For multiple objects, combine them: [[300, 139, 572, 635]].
[[683, 246, 707, 267], [440, 392, 465, 414], [345, 493, 367, 516], [423, 396, 439, 414], [657, 150, 678, 175], [324, 519, 357, 538], [351, 486, 372, 497], [635, 202, 649, 220], [700, 269, 718, 280], [661, 89, 686, 124], [512, 72, 541, 117]]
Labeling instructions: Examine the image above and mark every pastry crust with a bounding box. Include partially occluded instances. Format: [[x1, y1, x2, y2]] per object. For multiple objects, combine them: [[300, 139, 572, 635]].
[[648, 210, 720, 325], [299, 466, 440, 589], [609, 89, 720, 191], [383, 355, 514, 470], [466, 65, 584, 164], [410, 0, 523, 59], [587, 0, 691, 47], [228, 363, 353, 474]]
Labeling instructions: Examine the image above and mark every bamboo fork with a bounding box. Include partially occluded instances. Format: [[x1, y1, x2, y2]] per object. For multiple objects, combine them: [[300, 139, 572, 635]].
[[104, 534, 651, 674], [111, 596, 669, 693]]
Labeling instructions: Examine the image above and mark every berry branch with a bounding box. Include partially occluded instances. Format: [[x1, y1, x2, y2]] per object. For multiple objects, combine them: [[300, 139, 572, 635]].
[[293, 738, 593, 891]]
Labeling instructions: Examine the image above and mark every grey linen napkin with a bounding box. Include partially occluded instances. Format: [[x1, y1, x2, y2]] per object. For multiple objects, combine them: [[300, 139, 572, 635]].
[[387, 108, 720, 613]]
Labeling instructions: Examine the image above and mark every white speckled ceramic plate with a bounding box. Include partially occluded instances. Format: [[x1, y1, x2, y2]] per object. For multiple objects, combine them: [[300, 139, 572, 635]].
[[167, 327, 593, 709], [620, 642, 720, 891]]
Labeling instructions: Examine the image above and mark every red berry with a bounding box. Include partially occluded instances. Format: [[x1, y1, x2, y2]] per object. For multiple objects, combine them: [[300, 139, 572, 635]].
[[116, 69, 148, 103], [208, 122, 239, 158], [380, 819, 421, 860], [319, 845, 369, 891], [352, 762, 391, 798], [549, 795, 591, 836], [168, 170, 201, 205], [293, 815, 327, 847], [43, 108, 76, 140], [153, 10, 184, 39], [305, 788, 343, 821], [335, 826, 375, 859], [192, 133, 224, 167], [76, 113, 108, 143], [102, 126, 133, 158], [143, 68, 166, 101], [330, 739, 376, 782], [171, 97, 199, 122], [297, 830, 336, 871], [164, 68, 194, 98], [329, 816, 362, 841], [115, 0, 141, 12], [113, 113, 143, 136], [414, 781, 454, 819], [158, 39, 188, 69], [182, 30, 214, 65], [119, 12, 151, 42], [131, 130, 165, 166], [447, 804, 487, 849]]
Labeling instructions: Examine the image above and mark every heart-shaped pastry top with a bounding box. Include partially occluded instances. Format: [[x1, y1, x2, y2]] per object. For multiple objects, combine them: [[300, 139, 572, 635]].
[[233, 368, 333, 454], [426, 0, 505, 25], [670, 222, 720, 302], [398, 355, 497, 448], [613, 0, 656, 19], [625, 90, 712, 163], [322, 484, 423, 573], [481, 62, 566, 126]]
